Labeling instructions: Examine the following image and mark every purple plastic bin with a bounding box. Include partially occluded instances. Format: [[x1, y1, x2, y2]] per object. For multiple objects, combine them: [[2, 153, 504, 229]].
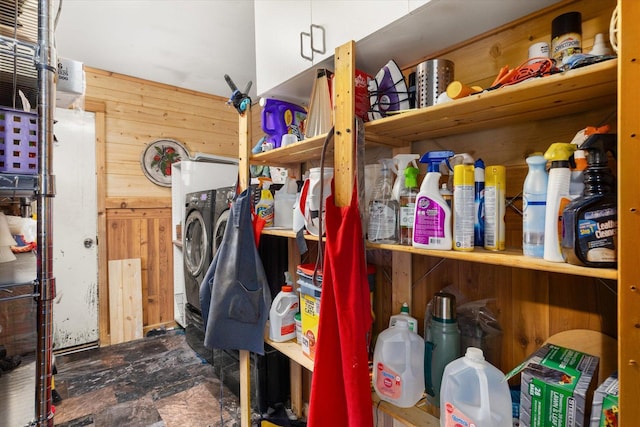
[[0, 107, 38, 174]]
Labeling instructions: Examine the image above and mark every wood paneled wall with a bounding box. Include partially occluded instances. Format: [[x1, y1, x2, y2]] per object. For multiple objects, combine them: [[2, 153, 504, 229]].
[[83, 67, 262, 344]]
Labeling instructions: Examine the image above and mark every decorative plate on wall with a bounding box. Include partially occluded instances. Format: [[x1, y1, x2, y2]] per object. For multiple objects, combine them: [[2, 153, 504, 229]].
[[140, 139, 190, 187]]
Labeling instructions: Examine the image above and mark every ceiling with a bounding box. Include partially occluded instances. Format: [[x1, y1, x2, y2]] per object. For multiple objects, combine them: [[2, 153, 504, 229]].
[[54, 0, 258, 100]]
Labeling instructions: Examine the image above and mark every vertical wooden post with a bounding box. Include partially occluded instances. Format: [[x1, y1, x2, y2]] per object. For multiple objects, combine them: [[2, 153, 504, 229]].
[[618, 1, 640, 424], [238, 109, 252, 427], [391, 147, 414, 314], [333, 41, 356, 207]]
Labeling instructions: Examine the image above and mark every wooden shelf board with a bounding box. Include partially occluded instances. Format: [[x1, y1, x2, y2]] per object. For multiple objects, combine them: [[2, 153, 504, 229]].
[[250, 133, 332, 166], [365, 59, 617, 145], [372, 394, 439, 427], [264, 229, 616, 279], [264, 336, 315, 372], [367, 243, 617, 280], [262, 228, 321, 241]]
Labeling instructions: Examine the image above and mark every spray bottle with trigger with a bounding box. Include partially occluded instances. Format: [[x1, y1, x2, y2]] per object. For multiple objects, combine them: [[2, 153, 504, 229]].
[[391, 154, 420, 201], [413, 150, 455, 250], [543, 143, 576, 262], [368, 159, 399, 244], [256, 177, 275, 228], [561, 133, 617, 267]]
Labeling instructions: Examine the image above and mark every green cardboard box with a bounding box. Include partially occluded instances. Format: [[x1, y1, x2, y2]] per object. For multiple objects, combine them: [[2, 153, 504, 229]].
[[506, 343, 600, 427], [589, 372, 618, 427]]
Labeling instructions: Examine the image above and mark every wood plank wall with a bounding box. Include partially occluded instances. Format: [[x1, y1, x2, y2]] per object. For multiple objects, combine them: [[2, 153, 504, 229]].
[[83, 67, 262, 345]]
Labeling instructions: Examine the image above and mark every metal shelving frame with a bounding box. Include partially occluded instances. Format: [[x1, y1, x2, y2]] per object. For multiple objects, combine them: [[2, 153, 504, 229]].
[[0, 0, 55, 425]]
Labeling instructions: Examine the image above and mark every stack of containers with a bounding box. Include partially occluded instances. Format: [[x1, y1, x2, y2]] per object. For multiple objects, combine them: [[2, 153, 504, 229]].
[[297, 264, 322, 360]]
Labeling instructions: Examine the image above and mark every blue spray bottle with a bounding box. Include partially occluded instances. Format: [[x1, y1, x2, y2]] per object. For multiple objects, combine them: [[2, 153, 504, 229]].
[[474, 158, 485, 246]]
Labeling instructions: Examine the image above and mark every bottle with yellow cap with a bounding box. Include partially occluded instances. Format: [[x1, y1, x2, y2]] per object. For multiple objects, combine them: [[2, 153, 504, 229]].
[[453, 163, 475, 251], [484, 165, 506, 251], [256, 177, 275, 228], [543, 142, 577, 262]]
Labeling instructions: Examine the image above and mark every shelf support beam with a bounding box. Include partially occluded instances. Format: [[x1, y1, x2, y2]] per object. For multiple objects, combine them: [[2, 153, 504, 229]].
[[333, 41, 356, 207], [618, 0, 640, 424]]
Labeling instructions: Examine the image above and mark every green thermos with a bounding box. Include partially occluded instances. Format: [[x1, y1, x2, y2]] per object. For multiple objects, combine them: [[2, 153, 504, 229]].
[[424, 292, 461, 408]]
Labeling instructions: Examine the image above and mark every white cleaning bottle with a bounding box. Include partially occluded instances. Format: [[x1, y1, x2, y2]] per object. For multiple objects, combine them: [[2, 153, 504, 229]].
[[543, 142, 576, 262], [413, 151, 454, 250], [391, 153, 420, 201], [523, 153, 548, 258], [368, 159, 399, 243], [269, 278, 299, 342], [440, 347, 512, 427], [389, 302, 418, 332]]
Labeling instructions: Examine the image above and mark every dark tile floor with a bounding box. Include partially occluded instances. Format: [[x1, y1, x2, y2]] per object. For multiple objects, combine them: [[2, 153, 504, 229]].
[[53, 329, 242, 427]]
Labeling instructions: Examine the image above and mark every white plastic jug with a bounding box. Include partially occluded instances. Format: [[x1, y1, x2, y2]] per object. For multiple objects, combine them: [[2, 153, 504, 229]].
[[440, 347, 512, 427], [268, 285, 299, 342], [301, 167, 333, 236], [373, 319, 425, 408]]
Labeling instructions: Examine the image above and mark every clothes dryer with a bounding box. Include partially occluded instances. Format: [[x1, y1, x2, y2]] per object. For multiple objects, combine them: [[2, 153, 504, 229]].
[[183, 187, 235, 330]]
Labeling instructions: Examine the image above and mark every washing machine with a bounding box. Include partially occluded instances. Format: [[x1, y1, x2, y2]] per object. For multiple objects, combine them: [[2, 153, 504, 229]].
[[183, 186, 235, 331]]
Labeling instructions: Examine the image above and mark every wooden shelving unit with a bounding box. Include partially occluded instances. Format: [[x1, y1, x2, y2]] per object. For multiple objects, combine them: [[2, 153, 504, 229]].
[[249, 58, 616, 167], [239, 1, 640, 426]]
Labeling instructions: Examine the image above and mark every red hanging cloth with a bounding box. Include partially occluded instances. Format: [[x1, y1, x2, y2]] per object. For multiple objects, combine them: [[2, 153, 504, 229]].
[[308, 184, 373, 427]]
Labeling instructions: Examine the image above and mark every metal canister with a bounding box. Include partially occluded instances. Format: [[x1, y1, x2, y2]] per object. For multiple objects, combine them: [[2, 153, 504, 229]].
[[416, 59, 454, 108]]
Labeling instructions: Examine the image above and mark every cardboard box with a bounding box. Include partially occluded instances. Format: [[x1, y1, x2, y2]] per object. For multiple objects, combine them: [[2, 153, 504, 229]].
[[506, 343, 600, 427], [300, 291, 320, 360], [355, 69, 372, 122], [589, 372, 618, 427]]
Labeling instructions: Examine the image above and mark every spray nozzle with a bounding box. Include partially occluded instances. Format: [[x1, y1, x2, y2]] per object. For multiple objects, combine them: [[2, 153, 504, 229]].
[[579, 133, 617, 166], [258, 177, 272, 190], [544, 143, 576, 163], [419, 150, 455, 172], [404, 166, 420, 188], [446, 152, 474, 173], [392, 154, 420, 175], [379, 158, 395, 174]]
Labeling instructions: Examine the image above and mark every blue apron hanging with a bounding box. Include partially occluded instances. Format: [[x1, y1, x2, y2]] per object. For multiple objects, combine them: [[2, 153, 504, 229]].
[[199, 188, 271, 355]]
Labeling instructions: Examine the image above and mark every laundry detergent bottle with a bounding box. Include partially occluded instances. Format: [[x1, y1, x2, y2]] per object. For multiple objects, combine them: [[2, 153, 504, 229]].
[[373, 318, 425, 408], [440, 347, 512, 427], [543, 142, 576, 262], [413, 150, 454, 250], [269, 278, 299, 342], [561, 133, 617, 267]]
